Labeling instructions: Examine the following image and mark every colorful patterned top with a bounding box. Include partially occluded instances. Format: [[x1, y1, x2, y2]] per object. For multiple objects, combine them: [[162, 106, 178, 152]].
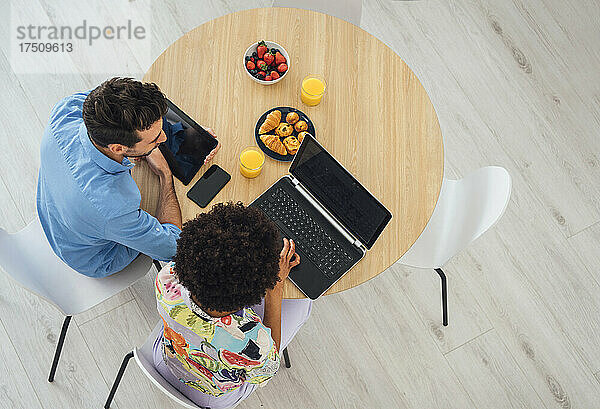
[[155, 262, 280, 396]]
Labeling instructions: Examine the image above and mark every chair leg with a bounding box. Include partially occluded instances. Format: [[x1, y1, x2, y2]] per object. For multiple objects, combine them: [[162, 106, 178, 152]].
[[282, 347, 291, 368], [48, 315, 72, 382], [435, 268, 448, 326], [153, 259, 162, 272], [104, 351, 134, 409]]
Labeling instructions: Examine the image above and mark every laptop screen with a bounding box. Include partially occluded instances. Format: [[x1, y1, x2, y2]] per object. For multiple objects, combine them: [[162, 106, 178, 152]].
[[289, 135, 392, 249]]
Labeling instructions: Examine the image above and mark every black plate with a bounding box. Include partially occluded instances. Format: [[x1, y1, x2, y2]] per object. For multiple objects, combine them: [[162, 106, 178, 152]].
[[254, 106, 316, 162]]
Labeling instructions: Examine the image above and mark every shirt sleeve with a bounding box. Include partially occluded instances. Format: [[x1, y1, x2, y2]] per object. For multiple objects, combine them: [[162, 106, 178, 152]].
[[104, 208, 181, 262], [244, 326, 281, 386]]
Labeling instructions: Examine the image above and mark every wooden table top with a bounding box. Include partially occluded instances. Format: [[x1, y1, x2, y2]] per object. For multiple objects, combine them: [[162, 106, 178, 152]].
[[139, 7, 444, 299]]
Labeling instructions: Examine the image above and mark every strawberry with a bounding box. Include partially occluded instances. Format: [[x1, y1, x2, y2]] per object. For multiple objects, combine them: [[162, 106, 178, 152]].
[[256, 60, 267, 71], [263, 52, 275, 65], [277, 63, 288, 73], [246, 61, 255, 70], [257, 71, 266, 77], [265, 75, 272, 81], [274, 51, 286, 65], [270, 71, 280, 80], [257, 41, 268, 59]]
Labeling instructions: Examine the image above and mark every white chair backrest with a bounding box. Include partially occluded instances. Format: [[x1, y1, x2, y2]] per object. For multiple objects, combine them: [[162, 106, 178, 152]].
[[134, 321, 200, 409], [272, 0, 362, 26], [398, 166, 512, 269], [0, 216, 152, 316]]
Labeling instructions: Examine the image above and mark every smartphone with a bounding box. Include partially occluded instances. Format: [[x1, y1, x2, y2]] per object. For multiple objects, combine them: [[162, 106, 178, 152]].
[[187, 165, 231, 208]]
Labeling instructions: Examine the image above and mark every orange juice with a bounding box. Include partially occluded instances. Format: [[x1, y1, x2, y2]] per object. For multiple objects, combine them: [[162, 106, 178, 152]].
[[301, 76, 326, 106], [240, 147, 264, 178]]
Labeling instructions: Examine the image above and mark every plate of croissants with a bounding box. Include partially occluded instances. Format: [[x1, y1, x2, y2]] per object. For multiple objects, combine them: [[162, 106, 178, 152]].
[[254, 106, 316, 161]]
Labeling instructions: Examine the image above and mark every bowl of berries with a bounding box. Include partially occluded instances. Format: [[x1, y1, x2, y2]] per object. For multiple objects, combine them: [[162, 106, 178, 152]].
[[244, 40, 289, 85]]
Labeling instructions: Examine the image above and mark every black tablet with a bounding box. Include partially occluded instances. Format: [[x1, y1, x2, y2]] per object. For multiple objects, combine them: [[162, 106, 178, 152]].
[[159, 98, 219, 185]]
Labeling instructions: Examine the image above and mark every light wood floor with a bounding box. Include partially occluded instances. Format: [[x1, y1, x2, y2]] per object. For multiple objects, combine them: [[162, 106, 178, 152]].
[[1, 0, 599, 408]]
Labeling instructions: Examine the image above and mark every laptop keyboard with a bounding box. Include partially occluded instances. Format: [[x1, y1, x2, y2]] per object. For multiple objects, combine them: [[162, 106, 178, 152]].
[[257, 187, 354, 278]]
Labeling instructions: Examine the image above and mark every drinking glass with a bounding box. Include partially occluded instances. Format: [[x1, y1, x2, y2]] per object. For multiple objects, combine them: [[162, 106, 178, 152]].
[[239, 147, 265, 178], [301, 75, 326, 106]]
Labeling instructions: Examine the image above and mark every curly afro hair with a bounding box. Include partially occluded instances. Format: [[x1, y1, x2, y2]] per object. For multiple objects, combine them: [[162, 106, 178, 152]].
[[173, 201, 281, 312]]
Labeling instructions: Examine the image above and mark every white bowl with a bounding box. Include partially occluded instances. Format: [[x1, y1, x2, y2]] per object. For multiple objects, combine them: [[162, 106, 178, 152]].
[[243, 41, 290, 85]]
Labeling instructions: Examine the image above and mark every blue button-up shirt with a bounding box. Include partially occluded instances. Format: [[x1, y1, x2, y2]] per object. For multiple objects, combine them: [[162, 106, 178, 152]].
[[36, 91, 181, 278]]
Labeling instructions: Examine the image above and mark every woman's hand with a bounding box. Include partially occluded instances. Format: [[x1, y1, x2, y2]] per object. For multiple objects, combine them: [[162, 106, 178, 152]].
[[264, 238, 299, 352], [276, 238, 300, 287]]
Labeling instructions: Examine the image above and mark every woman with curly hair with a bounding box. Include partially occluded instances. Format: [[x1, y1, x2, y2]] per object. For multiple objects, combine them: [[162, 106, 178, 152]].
[[153, 201, 312, 408]]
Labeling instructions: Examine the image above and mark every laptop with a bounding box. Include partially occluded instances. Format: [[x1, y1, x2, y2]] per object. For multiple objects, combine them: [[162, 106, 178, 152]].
[[250, 134, 392, 299]]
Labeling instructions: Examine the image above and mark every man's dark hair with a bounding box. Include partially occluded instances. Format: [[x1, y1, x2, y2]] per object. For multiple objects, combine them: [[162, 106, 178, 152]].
[[173, 202, 282, 312], [82, 77, 168, 148]]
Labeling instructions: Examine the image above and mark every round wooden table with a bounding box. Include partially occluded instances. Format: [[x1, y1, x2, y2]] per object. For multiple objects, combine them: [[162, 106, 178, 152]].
[[138, 7, 444, 299]]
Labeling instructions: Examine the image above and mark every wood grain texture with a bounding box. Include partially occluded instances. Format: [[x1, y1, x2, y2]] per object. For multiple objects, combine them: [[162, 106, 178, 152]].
[[291, 295, 414, 408], [0, 315, 43, 409], [0, 179, 25, 232], [370, 3, 600, 406], [139, 7, 444, 298], [251, 338, 338, 409], [452, 236, 600, 408], [0, 273, 112, 408], [336, 272, 476, 408], [129, 269, 162, 328], [567, 222, 600, 286], [389, 263, 493, 354], [1, 0, 600, 408], [0, 184, 41, 409], [445, 330, 545, 409], [0, 49, 45, 223], [387, 0, 600, 238]]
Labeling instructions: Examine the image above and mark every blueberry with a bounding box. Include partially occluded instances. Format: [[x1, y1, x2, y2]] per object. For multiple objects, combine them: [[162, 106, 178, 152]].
[[250, 69, 257, 75], [245, 56, 251, 62], [252, 51, 258, 58], [273, 48, 279, 53]]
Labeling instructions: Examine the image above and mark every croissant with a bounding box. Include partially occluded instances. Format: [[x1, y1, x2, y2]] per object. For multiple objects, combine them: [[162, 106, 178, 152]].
[[260, 134, 287, 155], [283, 135, 301, 155], [259, 110, 281, 134]]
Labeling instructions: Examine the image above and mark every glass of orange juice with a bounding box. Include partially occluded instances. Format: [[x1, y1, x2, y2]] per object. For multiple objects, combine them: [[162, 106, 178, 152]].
[[239, 147, 265, 178], [301, 75, 326, 106]]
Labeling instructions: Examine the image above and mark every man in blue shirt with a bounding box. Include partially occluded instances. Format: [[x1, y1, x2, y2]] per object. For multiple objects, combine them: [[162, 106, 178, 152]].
[[37, 78, 206, 278]]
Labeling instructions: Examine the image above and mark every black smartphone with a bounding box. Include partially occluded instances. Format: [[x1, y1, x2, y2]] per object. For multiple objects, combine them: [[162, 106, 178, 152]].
[[187, 165, 231, 208]]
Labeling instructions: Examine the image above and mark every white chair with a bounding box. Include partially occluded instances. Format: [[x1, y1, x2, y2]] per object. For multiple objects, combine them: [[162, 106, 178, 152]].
[[105, 321, 291, 409], [397, 166, 512, 326], [272, 0, 362, 26], [0, 215, 160, 382]]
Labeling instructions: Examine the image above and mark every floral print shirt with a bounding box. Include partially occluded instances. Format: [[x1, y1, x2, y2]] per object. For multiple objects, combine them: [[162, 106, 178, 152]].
[[155, 262, 280, 396]]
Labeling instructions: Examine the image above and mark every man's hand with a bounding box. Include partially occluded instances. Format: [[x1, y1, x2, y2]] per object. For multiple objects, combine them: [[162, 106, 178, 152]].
[[276, 238, 300, 288], [202, 125, 221, 165], [145, 148, 171, 178], [202, 125, 217, 138]]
